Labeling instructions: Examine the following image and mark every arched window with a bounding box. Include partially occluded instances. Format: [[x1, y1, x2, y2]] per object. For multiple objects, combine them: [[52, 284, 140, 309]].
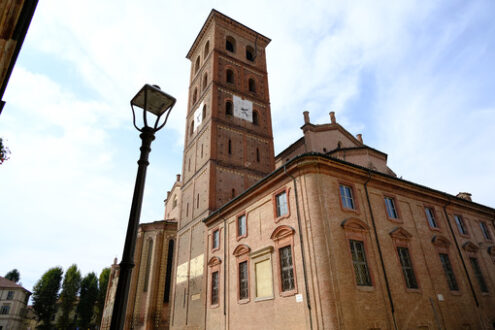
[[231, 188, 235, 198], [197, 193, 200, 208], [226, 36, 235, 52], [186, 202, 189, 217], [248, 78, 256, 92], [203, 73, 208, 90], [246, 46, 254, 62], [202, 104, 207, 120], [195, 56, 200, 74], [201, 144, 204, 158], [204, 41, 210, 57], [228, 139, 232, 154], [252, 111, 258, 125], [143, 239, 153, 292], [337, 141, 342, 149], [256, 148, 260, 162], [225, 101, 233, 116], [193, 88, 197, 104], [226, 69, 234, 83], [163, 239, 174, 303], [190, 121, 194, 136]]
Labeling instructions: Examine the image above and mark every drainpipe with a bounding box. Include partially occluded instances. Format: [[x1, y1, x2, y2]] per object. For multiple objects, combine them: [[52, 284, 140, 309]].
[[441, 199, 479, 307], [283, 164, 313, 330], [363, 171, 398, 330]]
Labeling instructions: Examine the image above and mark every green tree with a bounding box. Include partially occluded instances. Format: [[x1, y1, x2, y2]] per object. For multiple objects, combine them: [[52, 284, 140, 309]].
[[5, 269, 20, 283], [57, 264, 81, 329], [77, 272, 98, 329], [32, 267, 63, 329], [95, 268, 110, 327]]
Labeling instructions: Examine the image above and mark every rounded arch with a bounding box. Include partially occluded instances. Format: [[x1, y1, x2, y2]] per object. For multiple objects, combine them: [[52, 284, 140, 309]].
[[204, 40, 210, 57], [226, 36, 236, 52], [192, 87, 198, 104], [431, 235, 451, 248], [203, 72, 208, 90], [202, 103, 207, 120], [233, 244, 251, 257], [195, 56, 200, 73], [341, 217, 370, 232], [246, 45, 255, 61], [225, 100, 233, 115], [208, 256, 222, 267], [270, 225, 296, 241]]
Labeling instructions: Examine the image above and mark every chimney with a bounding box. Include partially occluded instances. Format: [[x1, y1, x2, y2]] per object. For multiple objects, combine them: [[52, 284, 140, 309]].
[[356, 134, 363, 144], [176, 174, 181, 182], [456, 192, 472, 201], [303, 111, 310, 124], [330, 111, 336, 124]]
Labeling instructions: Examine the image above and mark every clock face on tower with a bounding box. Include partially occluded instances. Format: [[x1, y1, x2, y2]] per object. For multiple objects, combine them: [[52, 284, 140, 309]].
[[233, 95, 253, 122]]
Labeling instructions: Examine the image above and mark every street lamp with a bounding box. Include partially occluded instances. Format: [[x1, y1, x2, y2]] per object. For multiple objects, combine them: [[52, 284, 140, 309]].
[[110, 84, 176, 330]]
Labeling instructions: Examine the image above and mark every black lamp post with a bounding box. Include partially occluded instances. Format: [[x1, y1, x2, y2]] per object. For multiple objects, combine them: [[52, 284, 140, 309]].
[[110, 84, 176, 330]]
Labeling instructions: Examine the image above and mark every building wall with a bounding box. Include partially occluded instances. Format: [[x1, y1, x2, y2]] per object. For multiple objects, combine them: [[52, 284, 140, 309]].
[[204, 156, 495, 329], [0, 282, 30, 330]]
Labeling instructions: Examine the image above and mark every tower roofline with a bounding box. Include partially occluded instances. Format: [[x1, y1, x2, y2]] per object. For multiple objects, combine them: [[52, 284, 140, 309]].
[[186, 9, 271, 59]]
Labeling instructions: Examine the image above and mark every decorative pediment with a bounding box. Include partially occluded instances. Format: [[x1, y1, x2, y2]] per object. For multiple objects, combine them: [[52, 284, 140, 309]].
[[431, 235, 451, 248], [341, 218, 370, 232], [270, 225, 295, 241], [462, 241, 479, 253], [207, 256, 222, 267], [487, 246, 495, 256], [233, 244, 251, 257], [389, 227, 412, 241]]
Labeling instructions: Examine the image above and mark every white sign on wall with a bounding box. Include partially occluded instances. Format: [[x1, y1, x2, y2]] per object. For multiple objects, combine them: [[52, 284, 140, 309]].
[[193, 102, 204, 131], [233, 95, 253, 122]]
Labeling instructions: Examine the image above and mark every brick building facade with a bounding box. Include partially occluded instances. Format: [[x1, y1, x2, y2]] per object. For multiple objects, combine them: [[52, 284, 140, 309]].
[[102, 9, 495, 330]]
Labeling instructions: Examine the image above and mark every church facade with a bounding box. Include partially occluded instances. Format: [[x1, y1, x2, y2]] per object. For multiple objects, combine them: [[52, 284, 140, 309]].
[[102, 9, 495, 330]]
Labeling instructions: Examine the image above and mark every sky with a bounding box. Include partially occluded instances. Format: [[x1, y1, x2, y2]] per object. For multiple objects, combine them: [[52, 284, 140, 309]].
[[1, 0, 494, 293]]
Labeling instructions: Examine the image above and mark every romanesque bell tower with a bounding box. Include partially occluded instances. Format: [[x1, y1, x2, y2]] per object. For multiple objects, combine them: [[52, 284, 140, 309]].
[[171, 9, 274, 329]]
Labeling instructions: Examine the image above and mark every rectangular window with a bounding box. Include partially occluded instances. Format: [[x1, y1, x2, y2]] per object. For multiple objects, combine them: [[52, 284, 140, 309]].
[[397, 247, 418, 289], [384, 197, 398, 219], [454, 215, 468, 235], [0, 304, 10, 315], [237, 215, 246, 237], [255, 259, 273, 298], [480, 222, 492, 240], [439, 253, 459, 291], [279, 246, 295, 292], [339, 184, 355, 209], [239, 261, 249, 300], [212, 230, 219, 250], [211, 271, 219, 305], [6, 291, 14, 300], [470, 257, 488, 293], [350, 240, 372, 286], [275, 191, 288, 217], [425, 207, 438, 228]]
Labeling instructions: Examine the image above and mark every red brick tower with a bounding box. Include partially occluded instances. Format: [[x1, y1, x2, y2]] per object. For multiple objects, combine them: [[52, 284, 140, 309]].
[[171, 9, 274, 329]]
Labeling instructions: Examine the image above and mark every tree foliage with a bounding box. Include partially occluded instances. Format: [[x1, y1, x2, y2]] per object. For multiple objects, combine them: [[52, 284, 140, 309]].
[[95, 268, 110, 326], [5, 269, 20, 283], [0, 137, 11, 165], [77, 272, 98, 329], [32, 267, 63, 329], [57, 264, 81, 329]]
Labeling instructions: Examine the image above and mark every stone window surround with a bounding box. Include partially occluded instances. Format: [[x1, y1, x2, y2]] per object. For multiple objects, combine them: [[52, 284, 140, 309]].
[[431, 235, 461, 294], [207, 256, 222, 308], [338, 181, 360, 213], [383, 194, 401, 223], [424, 205, 441, 232], [389, 227, 422, 293], [479, 220, 493, 242], [341, 218, 375, 290], [271, 225, 298, 297], [453, 214, 470, 238], [211, 227, 221, 252], [272, 186, 291, 223], [233, 244, 251, 304]]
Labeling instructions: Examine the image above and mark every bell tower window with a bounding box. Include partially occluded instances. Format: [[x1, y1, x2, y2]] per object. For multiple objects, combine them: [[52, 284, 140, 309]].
[[226, 101, 233, 116], [226, 36, 236, 52], [226, 69, 234, 83], [246, 46, 254, 62]]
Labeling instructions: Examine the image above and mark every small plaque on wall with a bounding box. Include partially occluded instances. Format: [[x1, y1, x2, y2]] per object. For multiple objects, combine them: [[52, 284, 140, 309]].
[[191, 293, 201, 301], [296, 294, 303, 303]]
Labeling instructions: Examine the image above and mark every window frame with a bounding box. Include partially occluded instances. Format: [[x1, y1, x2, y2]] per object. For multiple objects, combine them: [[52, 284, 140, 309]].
[[424, 206, 440, 231], [389, 227, 421, 292], [246, 45, 255, 62], [349, 239, 373, 287], [248, 78, 256, 93], [6, 291, 14, 300], [225, 100, 233, 116], [432, 235, 460, 293], [0, 304, 11, 315], [250, 246, 274, 301], [338, 182, 359, 212], [479, 221, 492, 241], [271, 225, 298, 297], [226, 36, 236, 53], [226, 69, 234, 84], [439, 253, 460, 292], [233, 244, 251, 304], [453, 214, 469, 237], [212, 228, 221, 252], [272, 187, 291, 222], [236, 212, 248, 241], [470, 256, 489, 293], [383, 195, 400, 222], [207, 256, 222, 308]]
